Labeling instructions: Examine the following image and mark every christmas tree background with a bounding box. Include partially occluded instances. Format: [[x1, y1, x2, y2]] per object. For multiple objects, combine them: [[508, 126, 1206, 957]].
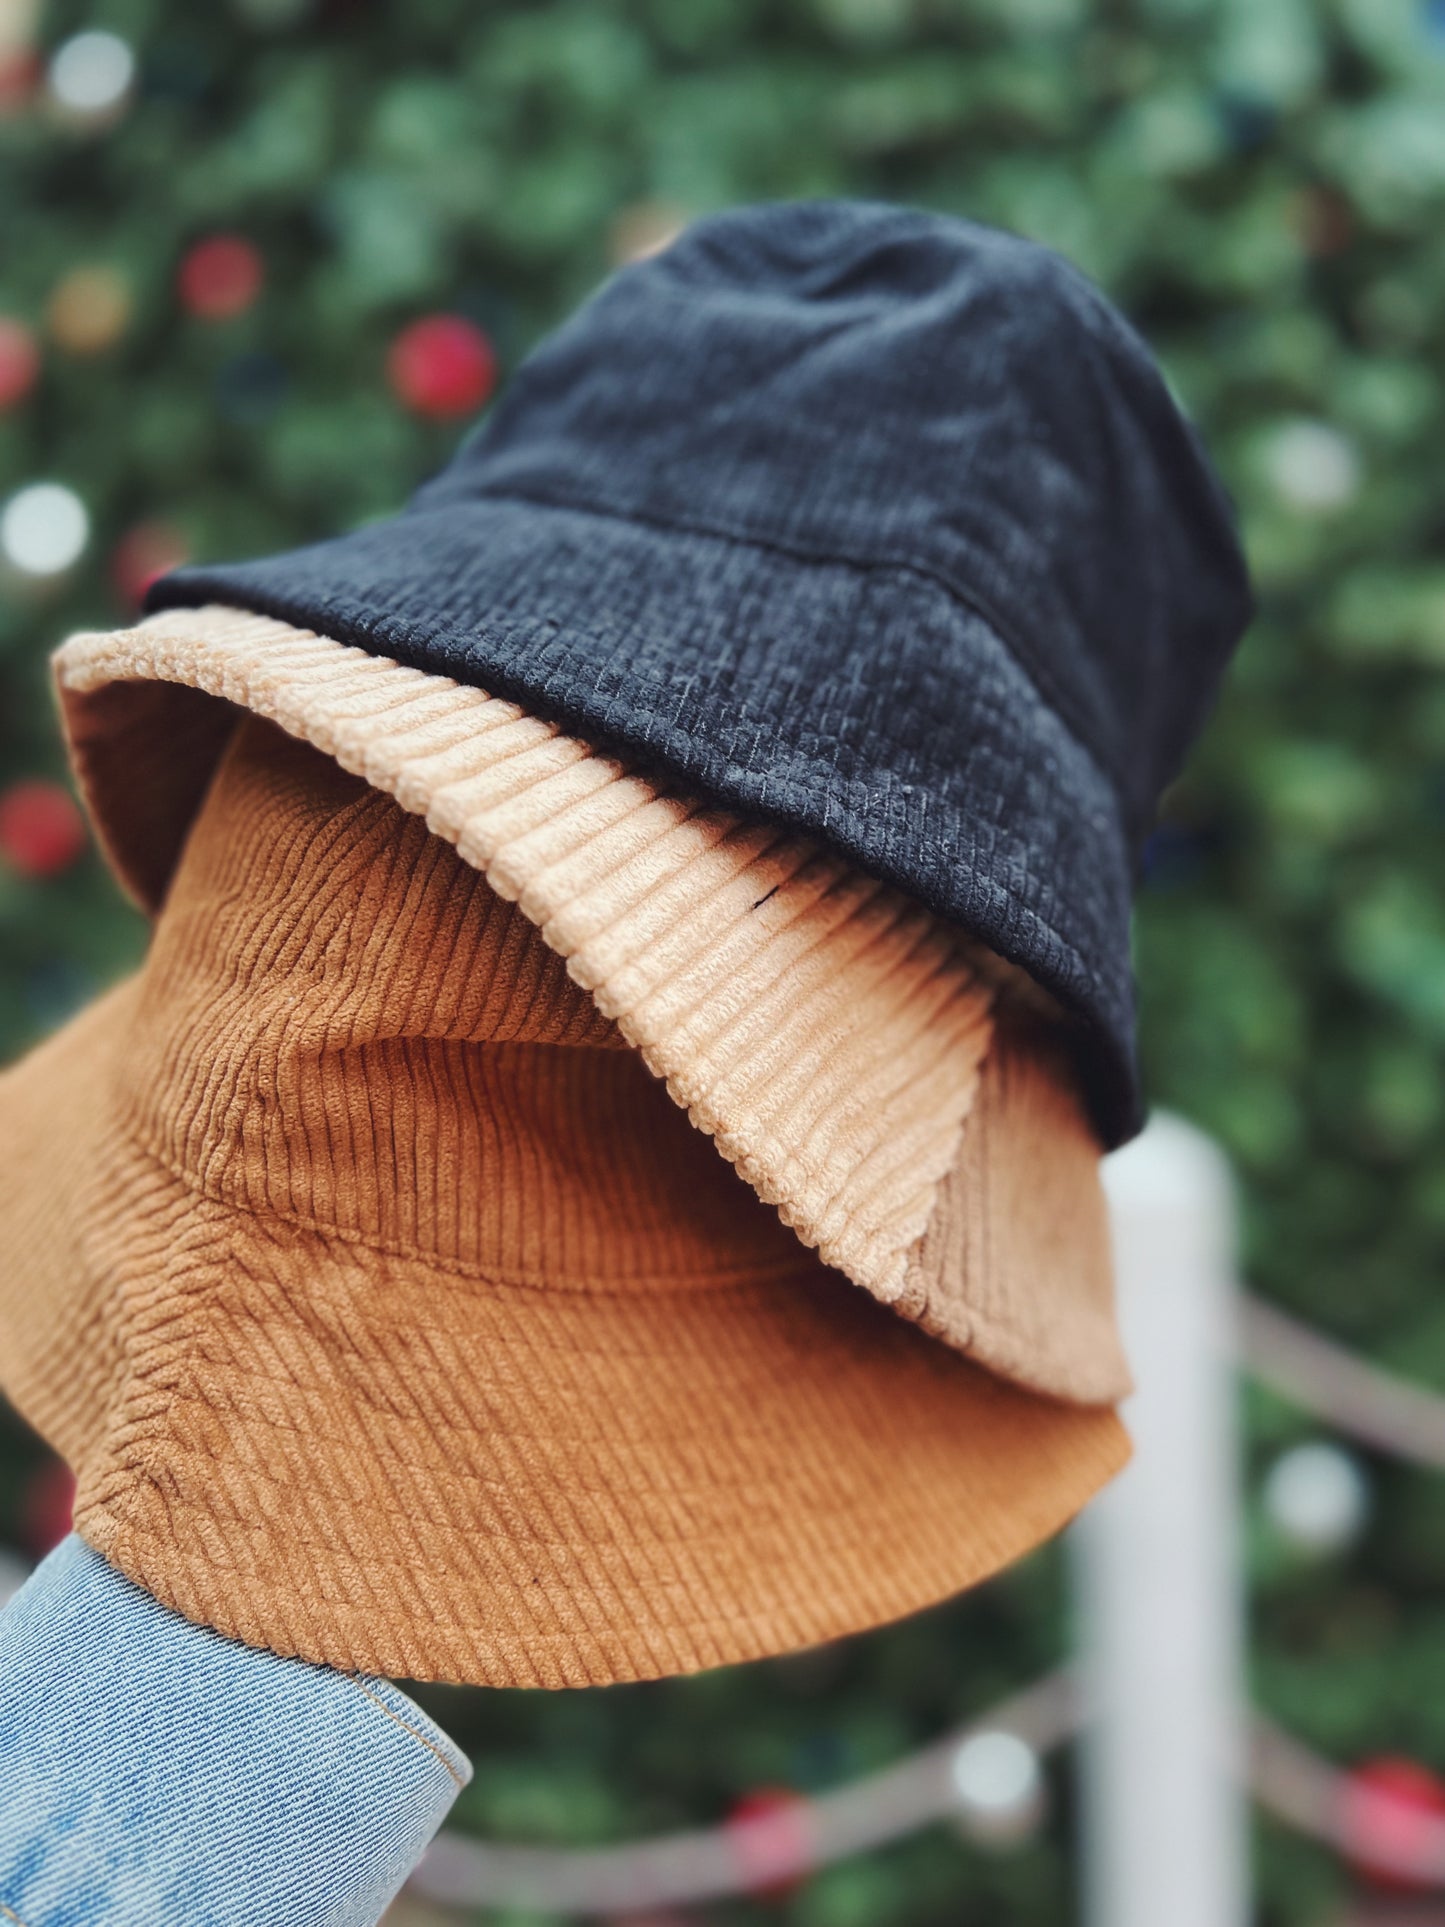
[[7, 0, 1445, 1919]]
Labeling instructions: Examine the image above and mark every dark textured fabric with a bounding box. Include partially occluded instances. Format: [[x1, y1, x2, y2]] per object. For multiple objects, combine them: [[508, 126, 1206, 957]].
[[148, 199, 1252, 1143]]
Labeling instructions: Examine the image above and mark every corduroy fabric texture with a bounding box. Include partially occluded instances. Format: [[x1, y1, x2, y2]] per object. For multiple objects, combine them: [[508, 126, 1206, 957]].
[[55, 603, 1128, 1404], [146, 200, 1254, 1142], [0, 717, 1129, 1685]]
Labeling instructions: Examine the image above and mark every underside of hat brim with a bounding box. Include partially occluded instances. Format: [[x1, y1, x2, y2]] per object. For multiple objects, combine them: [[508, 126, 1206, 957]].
[[55, 605, 1131, 1406]]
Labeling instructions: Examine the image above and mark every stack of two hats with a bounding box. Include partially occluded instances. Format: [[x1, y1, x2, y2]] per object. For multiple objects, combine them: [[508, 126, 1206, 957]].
[[0, 201, 1250, 1686]]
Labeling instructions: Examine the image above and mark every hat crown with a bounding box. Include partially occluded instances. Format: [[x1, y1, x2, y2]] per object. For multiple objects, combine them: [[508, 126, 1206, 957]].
[[419, 200, 1251, 828], [123, 717, 806, 1286]]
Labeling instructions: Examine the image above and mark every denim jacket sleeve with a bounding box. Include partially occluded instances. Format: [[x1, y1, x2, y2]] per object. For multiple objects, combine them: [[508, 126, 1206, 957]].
[[0, 1535, 469, 1927]]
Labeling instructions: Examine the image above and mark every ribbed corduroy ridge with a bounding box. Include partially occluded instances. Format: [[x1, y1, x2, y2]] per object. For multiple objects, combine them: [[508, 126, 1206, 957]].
[[0, 719, 1129, 1684], [54, 604, 1128, 1404]]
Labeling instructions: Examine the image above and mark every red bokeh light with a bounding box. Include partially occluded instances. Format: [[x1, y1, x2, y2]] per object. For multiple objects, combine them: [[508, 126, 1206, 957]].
[[1341, 1754, 1445, 1894], [0, 780, 88, 879], [387, 313, 497, 419], [177, 234, 265, 321], [725, 1786, 813, 1899], [0, 316, 39, 409]]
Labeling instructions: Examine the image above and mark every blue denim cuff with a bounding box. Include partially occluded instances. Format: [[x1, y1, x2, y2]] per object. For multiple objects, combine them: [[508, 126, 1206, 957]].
[[0, 1534, 470, 1927]]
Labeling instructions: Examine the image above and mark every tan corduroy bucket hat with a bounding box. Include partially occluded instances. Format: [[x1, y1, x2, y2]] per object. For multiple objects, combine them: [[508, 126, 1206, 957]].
[[0, 608, 1132, 1687]]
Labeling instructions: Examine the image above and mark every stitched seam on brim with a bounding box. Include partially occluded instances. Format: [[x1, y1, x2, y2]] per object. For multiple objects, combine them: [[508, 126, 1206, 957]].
[[111, 1112, 827, 1299]]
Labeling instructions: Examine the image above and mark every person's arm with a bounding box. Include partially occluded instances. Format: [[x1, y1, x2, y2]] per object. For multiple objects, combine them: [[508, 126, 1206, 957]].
[[0, 1535, 468, 1927]]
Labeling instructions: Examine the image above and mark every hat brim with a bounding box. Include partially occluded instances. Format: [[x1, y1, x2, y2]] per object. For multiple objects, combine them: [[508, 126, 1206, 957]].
[[0, 977, 1127, 1687], [147, 495, 1142, 1143], [56, 605, 1131, 1406]]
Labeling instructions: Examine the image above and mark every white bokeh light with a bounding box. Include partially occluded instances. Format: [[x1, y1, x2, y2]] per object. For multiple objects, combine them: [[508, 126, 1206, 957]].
[[951, 1730, 1044, 1844], [1266, 419, 1361, 513], [1, 483, 90, 577], [1264, 1441, 1369, 1554], [49, 30, 136, 115]]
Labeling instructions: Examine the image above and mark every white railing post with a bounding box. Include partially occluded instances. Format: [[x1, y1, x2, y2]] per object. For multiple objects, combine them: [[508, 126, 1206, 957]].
[[1075, 1112, 1248, 1927]]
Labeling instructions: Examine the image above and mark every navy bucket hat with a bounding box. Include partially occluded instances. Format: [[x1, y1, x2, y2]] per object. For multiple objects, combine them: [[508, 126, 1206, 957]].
[[146, 199, 1252, 1144]]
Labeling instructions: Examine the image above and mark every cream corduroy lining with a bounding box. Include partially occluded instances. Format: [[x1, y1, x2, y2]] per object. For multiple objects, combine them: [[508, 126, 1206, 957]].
[[55, 604, 1129, 1404]]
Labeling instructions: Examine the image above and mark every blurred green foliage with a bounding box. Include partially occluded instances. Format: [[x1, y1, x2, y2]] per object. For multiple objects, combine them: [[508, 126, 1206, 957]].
[[7, 0, 1445, 1919]]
